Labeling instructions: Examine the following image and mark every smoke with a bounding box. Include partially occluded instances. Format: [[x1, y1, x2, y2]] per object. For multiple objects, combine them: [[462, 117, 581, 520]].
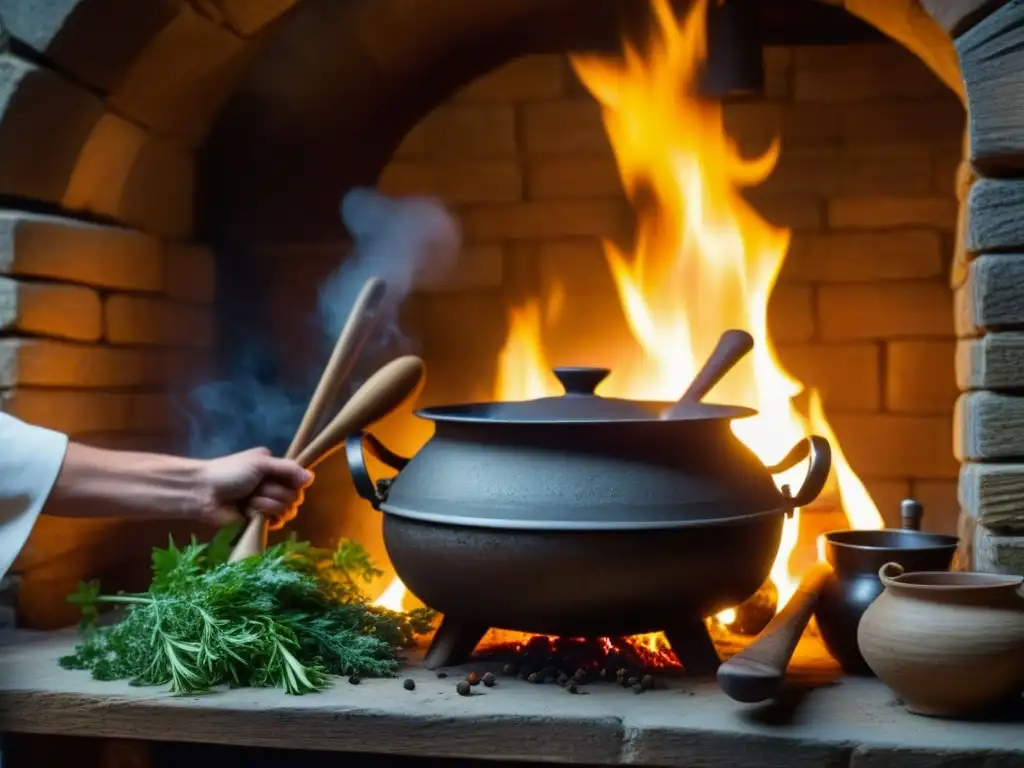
[[184, 188, 461, 458]]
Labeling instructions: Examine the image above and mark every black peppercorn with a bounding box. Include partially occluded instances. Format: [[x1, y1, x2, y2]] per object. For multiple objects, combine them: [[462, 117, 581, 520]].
[[641, 674, 655, 690], [467, 672, 480, 686], [482, 672, 496, 687], [573, 668, 587, 681], [556, 672, 569, 687], [633, 684, 644, 694], [456, 680, 471, 696], [502, 663, 517, 676], [348, 675, 361, 685], [627, 677, 638, 688], [567, 680, 579, 694], [436, 671, 448, 679], [527, 672, 540, 683], [403, 678, 416, 691]]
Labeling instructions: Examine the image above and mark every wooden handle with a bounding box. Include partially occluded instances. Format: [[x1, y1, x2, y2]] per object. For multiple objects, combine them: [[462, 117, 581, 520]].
[[286, 276, 387, 459], [717, 561, 832, 703], [228, 278, 387, 564], [296, 355, 425, 469], [229, 355, 424, 564], [679, 329, 754, 403]]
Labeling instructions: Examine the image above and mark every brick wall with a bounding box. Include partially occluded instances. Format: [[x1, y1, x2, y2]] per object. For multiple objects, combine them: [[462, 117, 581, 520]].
[[0, 0, 298, 628], [377, 41, 966, 534]]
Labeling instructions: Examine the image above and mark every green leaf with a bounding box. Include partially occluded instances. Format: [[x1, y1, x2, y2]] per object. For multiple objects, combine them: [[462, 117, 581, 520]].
[[67, 580, 101, 627], [204, 522, 242, 567]]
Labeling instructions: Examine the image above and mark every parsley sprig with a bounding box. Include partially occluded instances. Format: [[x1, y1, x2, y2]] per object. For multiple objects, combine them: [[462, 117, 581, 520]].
[[59, 526, 435, 695]]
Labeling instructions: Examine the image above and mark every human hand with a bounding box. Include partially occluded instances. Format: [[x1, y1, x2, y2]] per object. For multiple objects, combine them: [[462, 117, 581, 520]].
[[195, 447, 314, 530]]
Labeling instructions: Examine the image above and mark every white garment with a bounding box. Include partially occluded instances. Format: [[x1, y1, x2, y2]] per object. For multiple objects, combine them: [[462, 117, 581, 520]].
[[0, 413, 68, 581]]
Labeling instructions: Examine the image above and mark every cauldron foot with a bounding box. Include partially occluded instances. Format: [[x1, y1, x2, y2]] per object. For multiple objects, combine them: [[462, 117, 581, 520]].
[[664, 618, 721, 677], [422, 618, 488, 670]]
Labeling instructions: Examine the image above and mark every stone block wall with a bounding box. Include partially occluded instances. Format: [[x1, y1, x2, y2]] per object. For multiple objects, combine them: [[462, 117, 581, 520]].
[[368, 41, 966, 533], [0, 0, 297, 628], [939, 0, 1024, 576]]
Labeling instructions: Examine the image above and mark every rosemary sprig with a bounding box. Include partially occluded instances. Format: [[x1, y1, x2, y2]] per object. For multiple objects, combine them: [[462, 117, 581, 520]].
[[59, 526, 435, 695]]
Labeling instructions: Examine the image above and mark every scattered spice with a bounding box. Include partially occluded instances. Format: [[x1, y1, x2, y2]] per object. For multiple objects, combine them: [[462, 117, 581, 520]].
[[633, 684, 644, 694], [641, 674, 655, 690], [436, 671, 448, 679], [527, 672, 540, 683], [627, 676, 638, 688], [556, 672, 569, 687], [348, 675, 362, 685], [482, 672, 496, 688], [403, 678, 416, 691], [567, 680, 579, 694], [466, 672, 480, 686], [502, 663, 517, 676], [456, 680, 471, 696]]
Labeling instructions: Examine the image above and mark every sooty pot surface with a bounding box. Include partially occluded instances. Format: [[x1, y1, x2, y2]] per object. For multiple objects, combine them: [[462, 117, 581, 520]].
[[382, 512, 784, 637]]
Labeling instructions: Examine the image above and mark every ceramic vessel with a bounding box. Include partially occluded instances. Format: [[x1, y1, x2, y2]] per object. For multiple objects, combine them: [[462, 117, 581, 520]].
[[858, 562, 1024, 718], [815, 526, 957, 674]]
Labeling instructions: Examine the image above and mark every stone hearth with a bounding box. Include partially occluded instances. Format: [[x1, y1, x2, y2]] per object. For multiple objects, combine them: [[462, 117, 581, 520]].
[[1, 630, 1022, 767]]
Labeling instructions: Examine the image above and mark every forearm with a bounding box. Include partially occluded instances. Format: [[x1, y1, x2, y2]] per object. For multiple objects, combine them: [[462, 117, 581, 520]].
[[43, 442, 206, 520]]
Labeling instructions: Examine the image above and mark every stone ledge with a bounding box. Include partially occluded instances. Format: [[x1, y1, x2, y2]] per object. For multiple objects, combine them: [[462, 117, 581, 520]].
[[0, 632, 1021, 768]]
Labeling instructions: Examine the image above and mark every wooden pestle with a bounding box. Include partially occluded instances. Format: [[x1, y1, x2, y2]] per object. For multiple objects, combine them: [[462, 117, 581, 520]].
[[228, 277, 388, 563], [716, 561, 832, 703]]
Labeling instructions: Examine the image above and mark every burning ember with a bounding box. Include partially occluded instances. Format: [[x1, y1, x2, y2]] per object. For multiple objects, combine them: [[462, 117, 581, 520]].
[[375, 0, 884, 660]]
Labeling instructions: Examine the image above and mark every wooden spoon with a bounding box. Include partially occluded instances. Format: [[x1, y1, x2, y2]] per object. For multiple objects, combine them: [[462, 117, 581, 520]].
[[662, 329, 754, 419], [227, 277, 388, 564], [295, 355, 424, 469], [229, 355, 424, 562], [716, 561, 832, 703]]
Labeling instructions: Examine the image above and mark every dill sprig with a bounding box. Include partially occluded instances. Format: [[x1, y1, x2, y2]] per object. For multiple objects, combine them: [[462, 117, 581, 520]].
[[59, 526, 435, 695]]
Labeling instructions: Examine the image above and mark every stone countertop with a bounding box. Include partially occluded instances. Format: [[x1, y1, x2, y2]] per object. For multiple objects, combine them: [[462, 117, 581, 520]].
[[0, 630, 1022, 767]]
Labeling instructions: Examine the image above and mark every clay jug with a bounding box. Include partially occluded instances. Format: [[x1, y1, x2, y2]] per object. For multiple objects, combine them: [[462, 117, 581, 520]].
[[858, 562, 1024, 718]]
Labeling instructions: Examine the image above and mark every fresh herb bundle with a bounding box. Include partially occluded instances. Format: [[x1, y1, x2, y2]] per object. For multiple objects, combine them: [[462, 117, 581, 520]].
[[59, 526, 435, 695]]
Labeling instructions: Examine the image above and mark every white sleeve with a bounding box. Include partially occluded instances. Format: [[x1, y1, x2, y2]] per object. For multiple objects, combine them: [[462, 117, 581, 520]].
[[0, 412, 69, 580]]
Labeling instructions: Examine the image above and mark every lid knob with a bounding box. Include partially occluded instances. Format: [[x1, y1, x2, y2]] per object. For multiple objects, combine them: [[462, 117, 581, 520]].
[[900, 498, 924, 531], [553, 367, 610, 396]]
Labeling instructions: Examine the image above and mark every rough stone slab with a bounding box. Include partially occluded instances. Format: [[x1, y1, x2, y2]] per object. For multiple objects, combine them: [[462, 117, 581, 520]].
[[957, 0, 1024, 171], [960, 462, 1024, 531], [852, 744, 1024, 768], [967, 179, 1024, 252], [0, 389, 172, 434], [108, 2, 249, 145], [0, 0, 181, 93], [0, 52, 106, 206], [0, 276, 101, 341], [956, 333, 1024, 389], [0, 339, 176, 389], [103, 295, 214, 348], [0, 632, 1022, 767], [0, 211, 163, 291], [957, 255, 1024, 335], [190, 0, 298, 37], [955, 390, 1024, 460], [118, 138, 195, 238], [973, 523, 1024, 574]]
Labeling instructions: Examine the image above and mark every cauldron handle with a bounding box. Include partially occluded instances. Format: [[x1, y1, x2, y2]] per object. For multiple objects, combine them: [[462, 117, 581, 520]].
[[345, 432, 410, 510], [765, 435, 832, 508]]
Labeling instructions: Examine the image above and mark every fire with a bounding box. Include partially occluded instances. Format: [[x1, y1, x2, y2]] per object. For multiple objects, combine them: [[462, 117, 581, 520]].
[[375, 0, 885, 646], [490, 0, 883, 631]]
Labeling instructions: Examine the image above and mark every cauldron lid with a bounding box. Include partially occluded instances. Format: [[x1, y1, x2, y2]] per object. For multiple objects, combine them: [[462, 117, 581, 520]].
[[417, 367, 755, 423]]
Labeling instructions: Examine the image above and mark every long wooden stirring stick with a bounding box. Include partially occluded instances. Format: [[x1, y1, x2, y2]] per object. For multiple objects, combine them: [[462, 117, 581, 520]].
[[228, 277, 387, 563], [228, 355, 424, 562]]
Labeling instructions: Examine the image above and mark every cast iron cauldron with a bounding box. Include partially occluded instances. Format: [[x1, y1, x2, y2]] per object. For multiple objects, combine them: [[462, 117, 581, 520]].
[[346, 363, 832, 672]]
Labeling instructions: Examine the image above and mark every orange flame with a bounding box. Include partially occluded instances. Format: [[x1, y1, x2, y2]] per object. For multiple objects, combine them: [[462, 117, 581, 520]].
[[377, 0, 885, 642], [491, 0, 883, 629]]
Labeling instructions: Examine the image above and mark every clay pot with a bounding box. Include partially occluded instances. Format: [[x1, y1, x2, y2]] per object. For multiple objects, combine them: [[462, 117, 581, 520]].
[[858, 562, 1024, 718]]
